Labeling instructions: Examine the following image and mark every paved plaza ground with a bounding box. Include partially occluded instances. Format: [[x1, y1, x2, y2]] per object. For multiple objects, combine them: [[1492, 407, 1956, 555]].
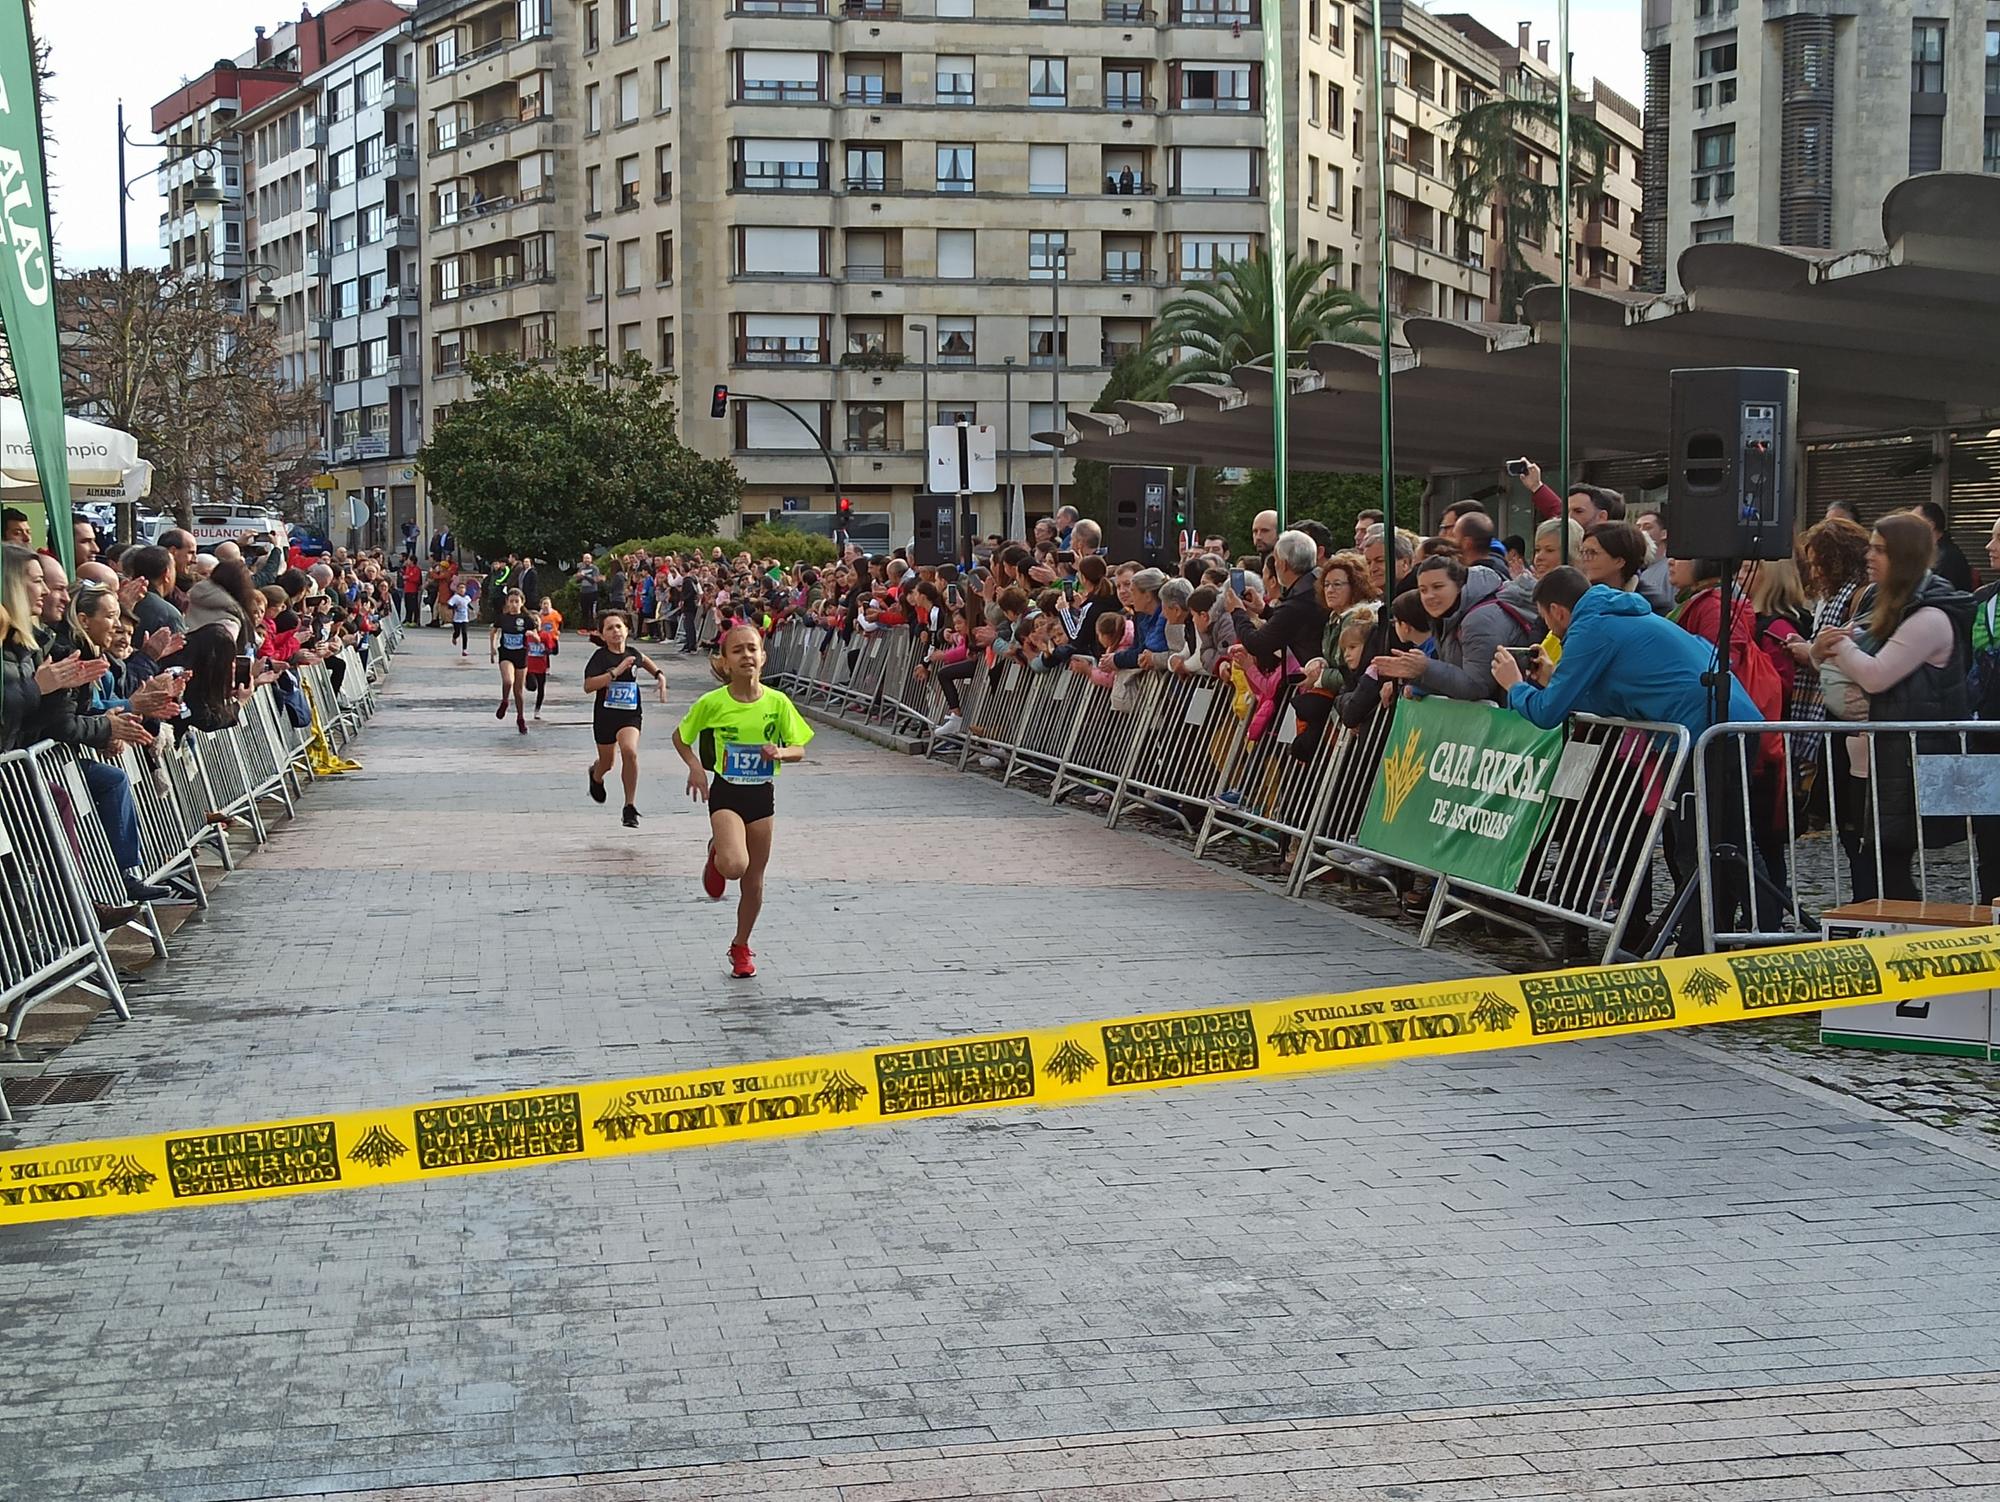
[[3, 628, 2000, 1501]]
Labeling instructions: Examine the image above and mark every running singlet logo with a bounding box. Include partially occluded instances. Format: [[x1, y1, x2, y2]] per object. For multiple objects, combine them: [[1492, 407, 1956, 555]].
[[722, 743, 774, 784], [603, 680, 640, 710]]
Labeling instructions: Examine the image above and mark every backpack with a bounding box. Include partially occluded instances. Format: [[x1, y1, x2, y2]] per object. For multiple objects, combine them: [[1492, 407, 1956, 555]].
[[1732, 630, 1786, 769]]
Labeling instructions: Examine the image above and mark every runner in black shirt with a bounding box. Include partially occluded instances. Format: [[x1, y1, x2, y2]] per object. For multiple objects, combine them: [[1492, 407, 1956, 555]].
[[488, 588, 533, 734], [584, 608, 666, 828]]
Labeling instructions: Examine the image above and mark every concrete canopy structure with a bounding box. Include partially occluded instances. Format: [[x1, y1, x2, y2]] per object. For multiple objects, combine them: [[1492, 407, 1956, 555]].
[[1045, 172, 2000, 478]]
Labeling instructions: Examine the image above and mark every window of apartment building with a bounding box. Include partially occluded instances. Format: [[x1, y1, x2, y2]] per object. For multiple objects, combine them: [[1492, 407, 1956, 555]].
[[1176, 64, 1253, 110], [846, 403, 891, 450], [656, 145, 675, 197], [737, 137, 826, 189], [335, 410, 361, 448], [435, 331, 464, 372], [362, 269, 386, 308], [1328, 163, 1343, 211], [1178, 233, 1250, 280], [520, 0, 553, 37], [329, 148, 353, 188], [656, 59, 674, 111], [936, 0, 972, 15], [1692, 216, 1733, 243], [617, 238, 642, 291], [742, 313, 825, 364], [1029, 144, 1067, 194], [616, 0, 638, 38], [616, 321, 642, 357], [1028, 315, 1067, 364], [366, 405, 390, 445], [587, 244, 605, 297], [332, 213, 358, 253], [618, 71, 640, 123], [739, 49, 822, 101], [1327, 81, 1343, 129], [1307, 71, 1320, 125], [359, 136, 384, 177], [334, 278, 360, 316], [1912, 21, 1945, 94], [1693, 125, 1734, 200], [1306, 155, 1320, 207], [1983, 121, 2000, 173], [328, 82, 352, 123], [333, 345, 359, 382], [847, 146, 888, 189], [655, 0, 671, 23], [1029, 59, 1066, 106], [937, 228, 975, 276], [657, 318, 675, 369], [1328, 1, 1343, 49], [1911, 114, 1945, 173], [937, 144, 974, 191], [936, 317, 975, 363], [587, 82, 602, 133], [584, 2, 600, 49], [1988, 24, 2000, 101], [1696, 36, 1736, 77], [655, 231, 675, 282], [586, 164, 603, 214], [428, 33, 458, 76], [431, 107, 461, 152], [358, 67, 383, 108], [1027, 403, 1066, 450], [360, 204, 383, 244], [362, 337, 389, 378], [522, 232, 552, 278], [937, 55, 974, 104], [618, 155, 641, 208], [1029, 231, 1071, 279]]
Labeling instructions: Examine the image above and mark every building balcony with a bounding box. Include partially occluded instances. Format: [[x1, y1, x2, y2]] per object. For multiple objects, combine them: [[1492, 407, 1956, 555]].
[[309, 249, 332, 280], [384, 214, 419, 248], [841, 86, 902, 105], [385, 354, 422, 387], [303, 184, 323, 213], [431, 186, 558, 231], [302, 115, 322, 148], [1106, 93, 1156, 113], [734, 164, 831, 192], [739, 81, 825, 103], [1102, 340, 1142, 363], [387, 77, 417, 111], [388, 144, 419, 180], [843, 260, 903, 278], [310, 317, 333, 342], [738, 338, 828, 364], [1103, 1, 1155, 19], [1104, 265, 1157, 283], [1103, 174, 1157, 194], [842, 173, 902, 192]]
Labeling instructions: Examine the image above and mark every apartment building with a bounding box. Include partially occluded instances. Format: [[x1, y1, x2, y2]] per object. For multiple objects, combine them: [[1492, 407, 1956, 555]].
[[1641, 0, 2000, 291], [415, 0, 581, 430], [152, 2, 412, 313]]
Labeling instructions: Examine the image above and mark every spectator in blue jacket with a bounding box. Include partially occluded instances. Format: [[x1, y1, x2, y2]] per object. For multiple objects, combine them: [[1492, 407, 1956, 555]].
[[1493, 567, 1765, 955], [1111, 568, 1170, 669]]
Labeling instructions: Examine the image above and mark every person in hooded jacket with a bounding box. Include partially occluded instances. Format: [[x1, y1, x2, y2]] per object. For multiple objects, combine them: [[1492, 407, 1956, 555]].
[[1811, 511, 1975, 902], [1371, 555, 1538, 704], [179, 560, 261, 733]]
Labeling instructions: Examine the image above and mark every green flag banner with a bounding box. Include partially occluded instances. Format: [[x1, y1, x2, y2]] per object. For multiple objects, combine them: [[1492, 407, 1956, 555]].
[[1355, 695, 1564, 891], [0, 0, 71, 571]]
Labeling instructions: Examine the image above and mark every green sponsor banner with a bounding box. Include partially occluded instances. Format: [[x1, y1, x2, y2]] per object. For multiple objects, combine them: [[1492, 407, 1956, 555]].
[[1354, 695, 1564, 891], [0, 0, 71, 571]]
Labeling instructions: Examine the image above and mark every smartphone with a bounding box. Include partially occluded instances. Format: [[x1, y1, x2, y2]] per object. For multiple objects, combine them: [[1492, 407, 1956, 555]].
[[1229, 568, 1248, 595], [1506, 458, 1530, 477], [1505, 646, 1540, 668], [1056, 550, 1076, 567]]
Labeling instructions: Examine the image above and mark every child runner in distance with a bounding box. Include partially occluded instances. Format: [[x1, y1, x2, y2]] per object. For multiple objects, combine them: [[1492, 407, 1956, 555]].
[[585, 609, 666, 828], [449, 578, 475, 655], [523, 615, 554, 719], [674, 622, 813, 978], [490, 588, 533, 734]]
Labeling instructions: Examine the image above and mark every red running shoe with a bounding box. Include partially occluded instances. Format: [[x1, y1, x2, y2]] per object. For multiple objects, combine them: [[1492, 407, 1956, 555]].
[[701, 841, 725, 901], [728, 942, 756, 978]]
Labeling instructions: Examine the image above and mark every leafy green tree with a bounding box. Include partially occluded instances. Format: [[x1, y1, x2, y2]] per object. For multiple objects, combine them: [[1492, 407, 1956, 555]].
[[1224, 469, 1424, 557], [1142, 251, 1375, 387], [1068, 347, 1168, 519], [419, 349, 739, 563], [1449, 93, 1609, 322]]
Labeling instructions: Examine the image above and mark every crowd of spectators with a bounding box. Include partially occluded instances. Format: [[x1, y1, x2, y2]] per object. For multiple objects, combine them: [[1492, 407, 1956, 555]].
[[0, 519, 393, 911], [682, 476, 1996, 955]]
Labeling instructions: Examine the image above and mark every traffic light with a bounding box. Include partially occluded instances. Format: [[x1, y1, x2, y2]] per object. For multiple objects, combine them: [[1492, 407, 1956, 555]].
[[709, 384, 729, 419], [837, 495, 852, 522]]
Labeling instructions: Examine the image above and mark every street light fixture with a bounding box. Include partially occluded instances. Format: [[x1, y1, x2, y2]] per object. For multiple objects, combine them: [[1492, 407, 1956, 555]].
[[1049, 244, 1075, 519], [908, 321, 929, 445]]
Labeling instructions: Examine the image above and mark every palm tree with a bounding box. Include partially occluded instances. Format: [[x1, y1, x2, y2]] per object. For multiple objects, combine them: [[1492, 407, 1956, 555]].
[[1449, 91, 1610, 323], [1141, 251, 1376, 390]]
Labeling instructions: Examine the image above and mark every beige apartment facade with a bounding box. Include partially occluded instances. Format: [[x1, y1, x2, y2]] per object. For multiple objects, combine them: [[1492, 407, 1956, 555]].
[[1641, 0, 2000, 291], [416, 0, 584, 429]]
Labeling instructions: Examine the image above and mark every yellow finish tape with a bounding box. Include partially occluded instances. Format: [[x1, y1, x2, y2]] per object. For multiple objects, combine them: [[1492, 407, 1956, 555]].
[[4, 928, 1995, 1227]]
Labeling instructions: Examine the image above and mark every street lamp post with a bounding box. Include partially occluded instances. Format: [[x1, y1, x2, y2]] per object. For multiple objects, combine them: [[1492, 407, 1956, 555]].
[[584, 231, 611, 388], [909, 321, 930, 442], [1002, 355, 1016, 523], [1049, 244, 1074, 520]]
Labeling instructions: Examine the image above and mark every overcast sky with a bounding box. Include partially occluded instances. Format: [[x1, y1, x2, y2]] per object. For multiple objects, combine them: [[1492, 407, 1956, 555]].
[[37, 0, 1644, 273]]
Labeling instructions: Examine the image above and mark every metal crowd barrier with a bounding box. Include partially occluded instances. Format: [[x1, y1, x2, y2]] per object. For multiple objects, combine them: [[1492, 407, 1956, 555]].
[[0, 631, 398, 1119], [1694, 718, 2000, 952]]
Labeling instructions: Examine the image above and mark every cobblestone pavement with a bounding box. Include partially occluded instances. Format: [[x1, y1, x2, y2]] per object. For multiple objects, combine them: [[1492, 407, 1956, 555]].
[[2, 629, 1999, 1501]]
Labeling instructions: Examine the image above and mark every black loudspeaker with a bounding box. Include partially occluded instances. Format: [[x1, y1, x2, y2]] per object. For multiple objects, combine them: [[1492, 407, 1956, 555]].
[[912, 495, 956, 567], [1106, 465, 1175, 568], [1668, 367, 1800, 561]]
